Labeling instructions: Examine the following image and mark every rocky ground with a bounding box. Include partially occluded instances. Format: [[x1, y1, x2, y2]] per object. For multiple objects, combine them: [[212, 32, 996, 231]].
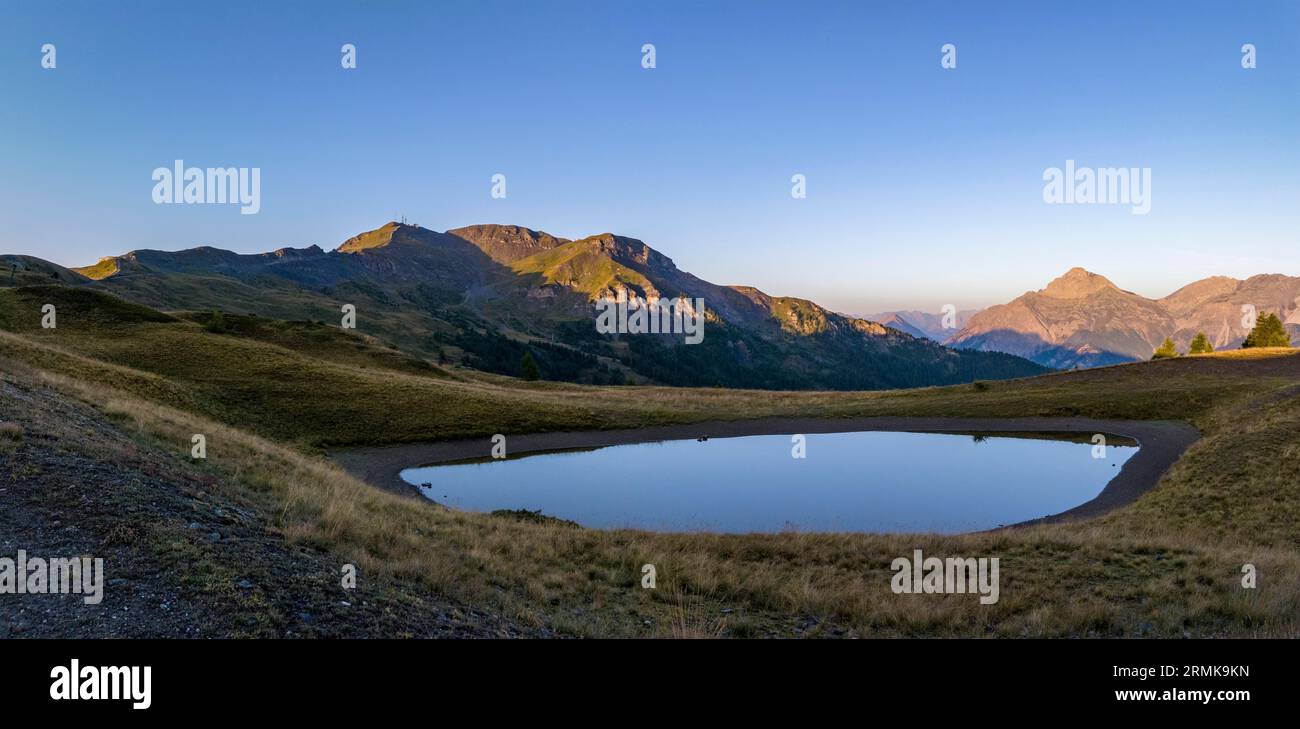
[[0, 370, 542, 638]]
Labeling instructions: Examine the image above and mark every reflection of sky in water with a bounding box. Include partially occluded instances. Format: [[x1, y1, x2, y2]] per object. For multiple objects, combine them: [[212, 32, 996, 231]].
[[401, 432, 1137, 534]]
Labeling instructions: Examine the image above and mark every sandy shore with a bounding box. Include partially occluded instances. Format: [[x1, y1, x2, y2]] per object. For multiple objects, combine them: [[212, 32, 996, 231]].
[[329, 416, 1200, 529]]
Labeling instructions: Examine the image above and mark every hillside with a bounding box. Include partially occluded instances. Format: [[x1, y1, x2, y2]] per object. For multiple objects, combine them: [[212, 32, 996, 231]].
[[2, 285, 1299, 637], [3, 254, 91, 286], [30, 222, 1048, 390], [0, 368, 531, 638]]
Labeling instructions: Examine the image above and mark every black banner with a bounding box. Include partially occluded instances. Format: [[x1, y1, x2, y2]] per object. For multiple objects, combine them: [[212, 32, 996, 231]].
[[0, 638, 1281, 717]]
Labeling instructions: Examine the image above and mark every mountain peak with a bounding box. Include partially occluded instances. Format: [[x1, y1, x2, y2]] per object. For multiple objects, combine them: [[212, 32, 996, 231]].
[[1159, 275, 1242, 314], [1040, 267, 1118, 299], [336, 222, 436, 253], [448, 224, 569, 264]]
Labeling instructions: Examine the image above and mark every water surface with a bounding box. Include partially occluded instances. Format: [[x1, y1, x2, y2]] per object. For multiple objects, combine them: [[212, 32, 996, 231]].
[[400, 431, 1136, 533]]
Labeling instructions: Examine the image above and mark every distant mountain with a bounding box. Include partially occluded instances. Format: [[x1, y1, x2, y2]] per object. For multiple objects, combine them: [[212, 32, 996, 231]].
[[26, 222, 1048, 390], [1160, 274, 1300, 349], [866, 309, 980, 342], [946, 267, 1300, 368]]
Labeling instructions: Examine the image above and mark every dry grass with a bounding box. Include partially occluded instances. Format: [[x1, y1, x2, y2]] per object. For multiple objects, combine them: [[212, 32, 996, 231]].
[[13, 349, 1300, 637], [0, 421, 23, 442]]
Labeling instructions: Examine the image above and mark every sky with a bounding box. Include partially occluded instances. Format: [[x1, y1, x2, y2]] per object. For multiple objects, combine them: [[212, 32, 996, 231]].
[[1, 0, 1297, 314]]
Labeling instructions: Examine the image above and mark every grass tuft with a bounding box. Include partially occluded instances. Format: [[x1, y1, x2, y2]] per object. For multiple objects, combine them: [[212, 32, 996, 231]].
[[0, 421, 23, 442]]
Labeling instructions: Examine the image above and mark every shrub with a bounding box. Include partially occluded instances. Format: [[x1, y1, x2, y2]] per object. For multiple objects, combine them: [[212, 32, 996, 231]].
[[1152, 337, 1179, 359], [203, 310, 229, 334]]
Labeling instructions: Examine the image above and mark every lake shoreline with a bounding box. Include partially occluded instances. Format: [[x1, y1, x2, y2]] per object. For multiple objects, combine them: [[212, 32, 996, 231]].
[[329, 416, 1201, 530]]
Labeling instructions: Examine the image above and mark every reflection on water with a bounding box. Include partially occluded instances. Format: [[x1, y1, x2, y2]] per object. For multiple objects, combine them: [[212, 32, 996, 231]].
[[400, 431, 1137, 534]]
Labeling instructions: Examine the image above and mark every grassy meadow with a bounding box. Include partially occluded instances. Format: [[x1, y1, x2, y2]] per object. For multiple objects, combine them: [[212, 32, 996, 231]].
[[3, 283, 1299, 636]]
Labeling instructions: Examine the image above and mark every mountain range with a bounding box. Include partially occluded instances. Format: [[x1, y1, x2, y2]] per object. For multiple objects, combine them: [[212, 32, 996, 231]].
[[864, 309, 980, 342], [0, 223, 1046, 390], [945, 267, 1300, 368]]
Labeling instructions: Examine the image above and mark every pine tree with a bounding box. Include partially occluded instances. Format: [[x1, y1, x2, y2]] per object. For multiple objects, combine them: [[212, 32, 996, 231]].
[[1243, 313, 1291, 348], [519, 350, 540, 380], [1188, 332, 1213, 354], [1152, 337, 1179, 359]]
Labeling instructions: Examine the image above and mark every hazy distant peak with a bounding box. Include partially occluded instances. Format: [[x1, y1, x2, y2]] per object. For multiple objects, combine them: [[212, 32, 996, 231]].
[[864, 309, 980, 341], [1040, 267, 1120, 299]]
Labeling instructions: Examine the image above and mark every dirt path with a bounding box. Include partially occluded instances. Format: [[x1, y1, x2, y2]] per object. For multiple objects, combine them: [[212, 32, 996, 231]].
[[331, 416, 1201, 528]]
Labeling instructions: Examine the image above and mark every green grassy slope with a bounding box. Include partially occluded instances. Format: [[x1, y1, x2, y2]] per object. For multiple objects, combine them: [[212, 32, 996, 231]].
[[510, 238, 656, 298]]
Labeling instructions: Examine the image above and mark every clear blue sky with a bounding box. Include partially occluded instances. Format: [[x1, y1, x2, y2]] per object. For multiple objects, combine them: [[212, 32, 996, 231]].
[[2, 0, 1297, 313]]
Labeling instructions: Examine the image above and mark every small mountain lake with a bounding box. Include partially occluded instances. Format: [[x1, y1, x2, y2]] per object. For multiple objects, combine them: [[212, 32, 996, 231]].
[[400, 431, 1137, 534]]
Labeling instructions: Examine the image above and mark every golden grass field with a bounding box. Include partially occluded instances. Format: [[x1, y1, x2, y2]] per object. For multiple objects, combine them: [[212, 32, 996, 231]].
[[3, 284, 1299, 637]]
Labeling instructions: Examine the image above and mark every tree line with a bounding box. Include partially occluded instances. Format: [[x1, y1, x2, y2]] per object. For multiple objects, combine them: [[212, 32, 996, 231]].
[[1152, 312, 1292, 359]]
